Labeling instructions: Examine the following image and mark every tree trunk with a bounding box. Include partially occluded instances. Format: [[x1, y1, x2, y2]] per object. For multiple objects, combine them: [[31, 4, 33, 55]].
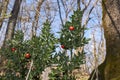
[[3, 0, 22, 45], [89, 0, 120, 80], [32, 0, 44, 37], [0, 0, 22, 69], [102, 0, 120, 80], [0, 0, 3, 15], [0, 0, 9, 29]]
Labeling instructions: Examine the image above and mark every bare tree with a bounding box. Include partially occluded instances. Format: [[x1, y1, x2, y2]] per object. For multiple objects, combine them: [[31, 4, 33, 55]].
[[0, 0, 10, 29], [3, 0, 22, 46], [61, 0, 76, 23], [32, 0, 44, 37]]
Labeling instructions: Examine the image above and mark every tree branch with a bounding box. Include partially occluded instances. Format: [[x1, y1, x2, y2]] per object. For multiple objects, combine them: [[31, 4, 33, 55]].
[[57, 0, 64, 26], [26, 60, 33, 80]]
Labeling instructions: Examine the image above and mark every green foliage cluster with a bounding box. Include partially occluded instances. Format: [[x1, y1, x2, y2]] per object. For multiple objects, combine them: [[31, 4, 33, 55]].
[[49, 10, 89, 80], [60, 10, 89, 50], [0, 9, 89, 80], [0, 21, 57, 80]]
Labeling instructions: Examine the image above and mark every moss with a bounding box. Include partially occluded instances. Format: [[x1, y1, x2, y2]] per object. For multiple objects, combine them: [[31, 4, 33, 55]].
[[111, 76, 120, 80]]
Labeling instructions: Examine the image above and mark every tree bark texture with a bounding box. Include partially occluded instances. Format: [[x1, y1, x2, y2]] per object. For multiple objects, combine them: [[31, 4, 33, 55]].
[[102, 0, 120, 80], [4, 0, 22, 43], [89, 0, 120, 80]]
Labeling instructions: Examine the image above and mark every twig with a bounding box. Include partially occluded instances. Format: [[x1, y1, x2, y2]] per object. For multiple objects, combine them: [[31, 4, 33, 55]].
[[90, 68, 96, 80], [57, 0, 64, 26], [26, 60, 33, 80], [83, 0, 99, 27], [82, 0, 92, 12]]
